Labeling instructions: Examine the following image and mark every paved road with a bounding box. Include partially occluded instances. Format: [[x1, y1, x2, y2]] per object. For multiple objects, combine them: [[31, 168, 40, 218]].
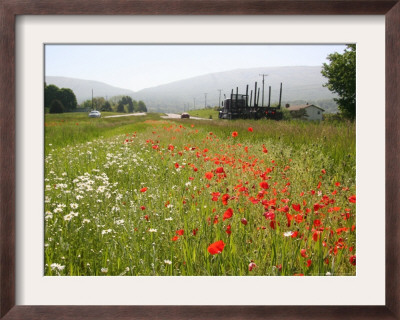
[[103, 113, 146, 118], [161, 113, 211, 120]]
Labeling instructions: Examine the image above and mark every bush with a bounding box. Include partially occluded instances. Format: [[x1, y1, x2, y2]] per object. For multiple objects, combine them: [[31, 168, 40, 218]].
[[49, 100, 64, 114]]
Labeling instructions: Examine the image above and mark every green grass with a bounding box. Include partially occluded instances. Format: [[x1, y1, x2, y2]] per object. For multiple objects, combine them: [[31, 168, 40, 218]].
[[188, 108, 219, 119], [44, 112, 356, 276]]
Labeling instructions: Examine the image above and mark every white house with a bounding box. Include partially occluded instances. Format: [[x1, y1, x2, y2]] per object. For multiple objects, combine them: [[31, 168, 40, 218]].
[[285, 103, 325, 121]]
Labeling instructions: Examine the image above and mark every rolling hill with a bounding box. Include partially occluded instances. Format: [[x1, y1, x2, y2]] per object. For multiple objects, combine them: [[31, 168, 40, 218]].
[[45, 66, 338, 113]]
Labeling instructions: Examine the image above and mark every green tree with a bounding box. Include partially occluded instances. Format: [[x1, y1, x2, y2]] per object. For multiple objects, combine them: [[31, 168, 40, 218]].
[[117, 102, 126, 113], [118, 96, 133, 113], [49, 99, 64, 114], [102, 101, 112, 112], [44, 84, 60, 109], [321, 44, 356, 120], [57, 88, 77, 111], [138, 100, 147, 112]]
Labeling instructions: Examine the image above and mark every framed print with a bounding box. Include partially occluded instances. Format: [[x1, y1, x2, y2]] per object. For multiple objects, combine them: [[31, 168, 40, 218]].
[[1, 1, 400, 319]]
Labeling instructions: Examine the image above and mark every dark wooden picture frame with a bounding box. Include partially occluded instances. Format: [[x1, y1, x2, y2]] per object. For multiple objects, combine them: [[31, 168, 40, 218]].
[[1, 1, 399, 319]]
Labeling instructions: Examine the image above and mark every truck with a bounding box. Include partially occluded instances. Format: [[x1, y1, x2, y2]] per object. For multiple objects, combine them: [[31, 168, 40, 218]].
[[218, 82, 283, 120]]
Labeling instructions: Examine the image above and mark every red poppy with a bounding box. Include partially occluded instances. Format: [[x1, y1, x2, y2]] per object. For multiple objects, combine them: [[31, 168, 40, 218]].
[[174, 163, 180, 168], [221, 194, 230, 205], [348, 195, 356, 203], [205, 172, 214, 180], [223, 208, 233, 221], [168, 144, 175, 151], [171, 236, 179, 241], [259, 181, 269, 189], [216, 167, 225, 174], [349, 255, 356, 266], [294, 273, 304, 276], [232, 131, 238, 137], [307, 259, 312, 268], [248, 127, 253, 132], [292, 204, 301, 212], [248, 262, 257, 271], [225, 224, 231, 235], [291, 231, 299, 238], [192, 228, 198, 236], [207, 240, 225, 255], [313, 219, 321, 227], [140, 206, 146, 211], [264, 211, 275, 220], [300, 249, 307, 258], [321, 169, 326, 174], [140, 187, 148, 193], [176, 229, 184, 236], [241, 218, 248, 225], [312, 231, 321, 242], [144, 215, 149, 221]]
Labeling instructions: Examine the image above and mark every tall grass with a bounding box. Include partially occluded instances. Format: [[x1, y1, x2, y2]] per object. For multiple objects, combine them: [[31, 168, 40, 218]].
[[44, 113, 356, 276]]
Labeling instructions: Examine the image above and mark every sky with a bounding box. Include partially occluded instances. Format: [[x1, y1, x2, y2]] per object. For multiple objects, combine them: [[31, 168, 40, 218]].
[[45, 44, 347, 92]]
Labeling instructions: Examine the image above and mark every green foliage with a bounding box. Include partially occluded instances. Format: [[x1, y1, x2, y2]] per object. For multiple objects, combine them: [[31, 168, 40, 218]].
[[138, 100, 147, 112], [117, 102, 126, 113], [321, 44, 356, 120], [44, 84, 78, 112], [49, 99, 64, 114]]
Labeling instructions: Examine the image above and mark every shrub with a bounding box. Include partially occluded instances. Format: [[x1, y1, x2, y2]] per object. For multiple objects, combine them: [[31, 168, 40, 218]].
[[49, 100, 64, 114]]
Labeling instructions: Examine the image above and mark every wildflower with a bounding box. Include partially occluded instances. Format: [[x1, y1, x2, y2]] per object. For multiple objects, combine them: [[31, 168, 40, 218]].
[[300, 249, 307, 258], [140, 187, 148, 193], [101, 268, 108, 273], [171, 236, 179, 241], [241, 218, 248, 225], [248, 127, 253, 132], [348, 195, 356, 203], [164, 260, 172, 265], [225, 224, 231, 235], [321, 169, 326, 174], [223, 208, 233, 221], [70, 203, 78, 209], [232, 131, 238, 137], [307, 259, 312, 267], [259, 181, 269, 189], [50, 263, 65, 271], [248, 262, 257, 271], [221, 194, 230, 205], [176, 229, 184, 236], [148, 228, 157, 232], [292, 204, 301, 212], [102, 229, 112, 235], [283, 231, 293, 237], [205, 172, 214, 180], [349, 255, 356, 266], [207, 240, 225, 255]]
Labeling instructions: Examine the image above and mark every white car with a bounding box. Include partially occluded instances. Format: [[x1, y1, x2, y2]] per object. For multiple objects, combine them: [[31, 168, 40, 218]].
[[88, 110, 101, 118]]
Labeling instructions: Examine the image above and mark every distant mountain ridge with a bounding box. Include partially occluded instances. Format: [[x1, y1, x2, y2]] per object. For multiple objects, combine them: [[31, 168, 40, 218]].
[[45, 66, 338, 113], [45, 76, 135, 103]]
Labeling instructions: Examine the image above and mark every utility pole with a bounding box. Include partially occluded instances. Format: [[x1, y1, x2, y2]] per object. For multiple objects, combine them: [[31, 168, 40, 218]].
[[217, 89, 222, 108], [204, 93, 207, 109], [259, 74, 268, 107], [92, 89, 94, 110]]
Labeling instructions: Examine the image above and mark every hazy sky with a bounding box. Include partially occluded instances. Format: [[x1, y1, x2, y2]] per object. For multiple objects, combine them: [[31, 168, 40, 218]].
[[45, 44, 347, 92]]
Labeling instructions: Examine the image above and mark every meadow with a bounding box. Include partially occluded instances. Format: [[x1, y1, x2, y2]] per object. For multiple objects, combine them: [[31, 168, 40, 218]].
[[44, 112, 356, 276]]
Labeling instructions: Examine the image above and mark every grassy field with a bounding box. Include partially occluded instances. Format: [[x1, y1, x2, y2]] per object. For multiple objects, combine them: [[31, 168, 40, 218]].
[[44, 112, 356, 276], [188, 108, 219, 119]]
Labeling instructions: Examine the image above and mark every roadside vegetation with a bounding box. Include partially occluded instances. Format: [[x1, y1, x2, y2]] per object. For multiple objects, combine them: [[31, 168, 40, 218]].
[[45, 113, 356, 276]]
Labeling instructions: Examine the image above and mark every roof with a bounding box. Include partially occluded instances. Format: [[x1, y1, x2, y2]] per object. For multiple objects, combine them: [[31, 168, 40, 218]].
[[286, 104, 325, 112]]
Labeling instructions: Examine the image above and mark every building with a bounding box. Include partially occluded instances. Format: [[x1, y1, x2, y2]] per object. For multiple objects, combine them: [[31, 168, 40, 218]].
[[285, 103, 325, 121]]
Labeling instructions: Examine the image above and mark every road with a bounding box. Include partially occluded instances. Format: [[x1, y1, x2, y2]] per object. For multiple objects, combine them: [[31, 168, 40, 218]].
[[103, 113, 146, 118], [161, 113, 211, 120]]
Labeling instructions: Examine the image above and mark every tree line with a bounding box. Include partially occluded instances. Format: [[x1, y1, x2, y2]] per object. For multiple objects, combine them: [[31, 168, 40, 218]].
[[44, 84, 147, 114]]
